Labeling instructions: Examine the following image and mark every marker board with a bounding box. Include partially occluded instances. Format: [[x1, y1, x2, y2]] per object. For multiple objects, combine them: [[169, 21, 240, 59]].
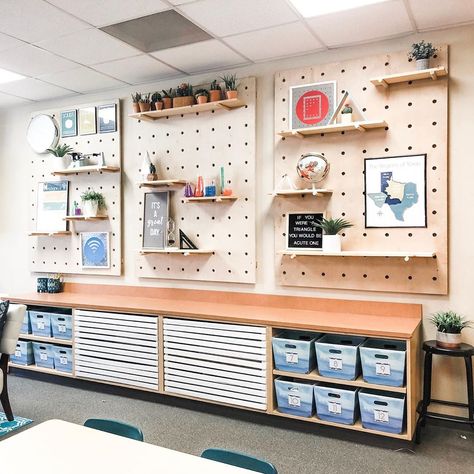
[[142, 192, 169, 249]]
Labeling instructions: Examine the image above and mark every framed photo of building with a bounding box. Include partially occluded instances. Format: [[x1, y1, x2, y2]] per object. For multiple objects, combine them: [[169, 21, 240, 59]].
[[78, 106, 96, 135], [97, 104, 117, 133], [36, 181, 69, 232], [60, 110, 77, 137], [364, 154, 427, 228], [81, 232, 110, 268]]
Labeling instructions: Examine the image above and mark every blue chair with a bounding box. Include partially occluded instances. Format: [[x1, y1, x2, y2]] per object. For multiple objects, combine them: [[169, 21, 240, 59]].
[[84, 418, 144, 441], [201, 448, 277, 474]]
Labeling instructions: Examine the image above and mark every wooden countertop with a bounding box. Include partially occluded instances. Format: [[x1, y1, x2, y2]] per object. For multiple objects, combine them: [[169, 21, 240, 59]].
[[8, 284, 422, 339]]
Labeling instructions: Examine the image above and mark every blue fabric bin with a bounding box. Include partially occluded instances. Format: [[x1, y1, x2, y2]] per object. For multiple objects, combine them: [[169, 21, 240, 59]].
[[20, 312, 32, 335], [30, 311, 53, 337], [314, 384, 359, 425], [315, 334, 366, 380], [10, 341, 34, 365], [52, 345, 73, 373], [51, 314, 73, 340], [275, 377, 315, 417], [359, 389, 406, 434], [272, 330, 321, 374], [360, 339, 406, 387], [32, 342, 55, 369]]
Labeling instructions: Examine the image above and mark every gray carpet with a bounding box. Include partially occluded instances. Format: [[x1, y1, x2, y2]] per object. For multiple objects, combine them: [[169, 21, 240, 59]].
[[6, 371, 474, 473]]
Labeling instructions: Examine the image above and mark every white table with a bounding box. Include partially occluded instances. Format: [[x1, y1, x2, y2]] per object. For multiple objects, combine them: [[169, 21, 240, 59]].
[[0, 419, 254, 473]]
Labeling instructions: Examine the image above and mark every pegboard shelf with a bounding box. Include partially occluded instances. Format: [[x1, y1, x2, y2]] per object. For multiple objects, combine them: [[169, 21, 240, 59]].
[[51, 166, 120, 176], [279, 250, 436, 259], [184, 196, 238, 203], [138, 180, 186, 188], [140, 248, 213, 256], [278, 120, 387, 137], [271, 189, 332, 197], [63, 215, 108, 221], [129, 98, 246, 121], [370, 66, 448, 88], [28, 231, 71, 237]]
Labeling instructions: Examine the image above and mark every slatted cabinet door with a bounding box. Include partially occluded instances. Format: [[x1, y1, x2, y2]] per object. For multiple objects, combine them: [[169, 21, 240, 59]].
[[163, 318, 267, 410], [74, 310, 158, 390]]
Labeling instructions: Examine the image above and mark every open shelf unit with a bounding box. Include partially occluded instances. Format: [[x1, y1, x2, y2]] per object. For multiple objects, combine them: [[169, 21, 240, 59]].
[[370, 66, 448, 88], [278, 120, 387, 137], [138, 179, 186, 189], [279, 250, 436, 259], [63, 215, 108, 221], [28, 231, 71, 237], [19, 334, 72, 345], [271, 189, 332, 197], [140, 248, 213, 256], [129, 98, 246, 121], [9, 363, 74, 378], [184, 196, 238, 203], [51, 166, 120, 176]]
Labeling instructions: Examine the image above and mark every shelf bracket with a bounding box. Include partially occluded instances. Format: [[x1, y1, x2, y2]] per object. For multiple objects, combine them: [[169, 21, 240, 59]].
[[429, 70, 438, 81], [354, 123, 366, 132], [290, 253, 296, 259], [377, 78, 389, 89], [404, 256, 410, 262]]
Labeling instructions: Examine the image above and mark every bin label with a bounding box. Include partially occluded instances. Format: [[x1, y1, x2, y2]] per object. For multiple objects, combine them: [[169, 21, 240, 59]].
[[286, 352, 299, 365], [374, 409, 389, 423], [60, 355, 68, 365], [375, 362, 391, 376], [15, 349, 22, 357], [37, 321, 45, 330], [329, 357, 343, 371], [40, 351, 47, 361], [288, 394, 301, 407], [58, 323, 66, 333], [328, 401, 342, 414]]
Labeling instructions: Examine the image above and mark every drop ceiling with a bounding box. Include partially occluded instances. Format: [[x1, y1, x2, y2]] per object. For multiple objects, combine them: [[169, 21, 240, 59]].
[[0, 0, 471, 107]]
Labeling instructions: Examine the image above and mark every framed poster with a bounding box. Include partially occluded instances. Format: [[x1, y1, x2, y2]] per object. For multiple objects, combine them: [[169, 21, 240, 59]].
[[98, 104, 117, 133], [81, 232, 110, 268], [142, 192, 169, 249], [287, 212, 324, 250], [36, 181, 69, 232], [289, 81, 337, 130], [78, 107, 96, 135], [365, 154, 427, 228], [60, 110, 77, 137]]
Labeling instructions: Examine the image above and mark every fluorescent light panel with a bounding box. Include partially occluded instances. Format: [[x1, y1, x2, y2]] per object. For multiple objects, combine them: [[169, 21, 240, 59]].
[[289, 0, 390, 18], [0, 67, 24, 84]]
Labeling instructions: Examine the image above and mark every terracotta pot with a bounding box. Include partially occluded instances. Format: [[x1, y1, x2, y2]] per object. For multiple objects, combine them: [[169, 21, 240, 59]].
[[147, 173, 158, 181], [132, 102, 140, 113], [154, 101, 163, 111], [173, 96, 194, 108], [162, 97, 172, 109], [436, 331, 462, 349], [139, 102, 151, 112], [209, 90, 222, 102], [196, 96, 208, 104], [226, 90, 238, 100]]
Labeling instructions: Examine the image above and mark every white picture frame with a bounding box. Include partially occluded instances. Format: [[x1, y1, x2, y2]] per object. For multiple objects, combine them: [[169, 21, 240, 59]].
[[80, 232, 110, 268]]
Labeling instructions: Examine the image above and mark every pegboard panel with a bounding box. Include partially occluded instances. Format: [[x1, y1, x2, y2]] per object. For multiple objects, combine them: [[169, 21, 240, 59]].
[[30, 99, 122, 276], [274, 48, 448, 295], [133, 77, 256, 284]]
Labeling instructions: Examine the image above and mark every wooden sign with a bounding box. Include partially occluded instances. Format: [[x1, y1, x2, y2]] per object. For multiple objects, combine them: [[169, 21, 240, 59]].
[[142, 192, 169, 249], [287, 212, 324, 250]]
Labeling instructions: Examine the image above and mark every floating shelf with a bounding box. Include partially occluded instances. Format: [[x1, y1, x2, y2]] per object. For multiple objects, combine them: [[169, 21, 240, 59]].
[[370, 66, 448, 88], [129, 98, 246, 121], [19, 334, 72, 345], [279, 250, 436, 259], [278, 120, 387, 137], [184, 196, 238, 203], [52, 166, 120, 176], [140, 248, 213, 256], [28, 231, 71, 237], [270, 189, 332, 197], [9, 363, 74, 378], [138, 180, 186, 189], [63, 215, 108, 221]]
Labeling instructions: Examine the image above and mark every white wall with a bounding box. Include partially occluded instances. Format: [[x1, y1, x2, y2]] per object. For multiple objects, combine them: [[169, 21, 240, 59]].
[[1, 25, 473, 405]]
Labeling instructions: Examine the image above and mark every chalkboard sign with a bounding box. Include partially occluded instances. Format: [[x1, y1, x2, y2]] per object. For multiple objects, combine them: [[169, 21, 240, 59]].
[[287, 212, 324, 250], [142, 192, 169, 249]]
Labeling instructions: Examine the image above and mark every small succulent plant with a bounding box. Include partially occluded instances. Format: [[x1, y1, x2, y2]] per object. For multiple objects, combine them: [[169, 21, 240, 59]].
[[316, 217, 353, 235], [81, 190, 106, 210], [194, 88, 209, 99], [210, 79, 221, 91], [47, 143, 74, 157], [220, 73, 238, 91], [161, 88, 175, 98], [140, 92, 151, 103], [131, 92, 141, 103], [342, 103, 353, 114], [430, 311, 471, 334], [408, 41, 437, 60], [151, 92, 162, 103], [176, 83, 193, 97]]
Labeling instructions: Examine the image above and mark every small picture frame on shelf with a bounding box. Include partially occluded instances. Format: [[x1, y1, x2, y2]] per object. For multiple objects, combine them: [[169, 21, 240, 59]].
[[60, 110, 77, 137], [97, 104, 117, 133], [81, 232, 110, 268], [142, 192, 169, 249], [286, 212, 324, 250], [78, 106, 96, 135]]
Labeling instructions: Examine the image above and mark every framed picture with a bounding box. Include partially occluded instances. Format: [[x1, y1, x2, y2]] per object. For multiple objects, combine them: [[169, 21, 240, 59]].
[[286, 212, 324, 250], [142, 192, 169, 249], [78, 107, 96, 135], [97, 104, 117, 133], [60, 110, 77, 137], [36, 181, 69, 232], [364, 154, 427, 228], [81, 232, 110, 268], [289, 81, 337, 130]]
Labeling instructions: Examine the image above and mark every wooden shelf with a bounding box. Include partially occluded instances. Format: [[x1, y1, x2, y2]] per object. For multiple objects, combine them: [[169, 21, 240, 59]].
[[9, 363, 74, 378], [273, 369, 406, 394], [184, 196, 238, 203], [271, 189, 332, 197], [279, 250, 435, 259], [129, 98, 246, 121], [63, 215, 108, 221], [138, 179, 186, 189], [51, 166, 120, 176], [371, 66, 448, 88], [278, 120, 387, 137], [19, 334, 72, 345], [140, 248, 213, 256], [28, 231, 71, 237]]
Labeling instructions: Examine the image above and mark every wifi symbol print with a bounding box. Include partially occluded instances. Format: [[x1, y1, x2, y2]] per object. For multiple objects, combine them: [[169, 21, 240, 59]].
[[83, 236, 106, 265]]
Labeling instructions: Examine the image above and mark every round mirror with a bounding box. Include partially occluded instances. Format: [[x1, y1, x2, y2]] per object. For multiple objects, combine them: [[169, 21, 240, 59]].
[[27, 114, 59, 154], [296, 152, 330, 184]]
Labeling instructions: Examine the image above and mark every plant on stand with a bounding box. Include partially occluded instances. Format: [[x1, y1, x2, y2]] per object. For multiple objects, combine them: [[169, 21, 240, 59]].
[[151, 92, 163, 111], [81, 190, 106, 218], [430, 311, 471, 349], [209, 79, 222, 102], [340, 103, 353, 124], [173, 83, 194, 107], [194, 88, 209, 104], [139, 92, 151, 112], [161, 88, 175, 109], [317, 217, 353, 252], [131, 92, 141, 113], [408, 40, 437, 70], [220, 73, 238, 99]]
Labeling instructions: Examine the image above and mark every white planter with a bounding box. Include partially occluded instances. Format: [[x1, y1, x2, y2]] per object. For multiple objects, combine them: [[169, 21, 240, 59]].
[[436, 331, 462, 349], [416, 58, 430, 70], [83, 200, 99, 217], [323, 234, 342, 253], [341, 113, 353, 124]]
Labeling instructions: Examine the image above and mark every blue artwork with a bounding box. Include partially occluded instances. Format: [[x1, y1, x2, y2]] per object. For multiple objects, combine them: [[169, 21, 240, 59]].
[[81, 232, 109, 268]]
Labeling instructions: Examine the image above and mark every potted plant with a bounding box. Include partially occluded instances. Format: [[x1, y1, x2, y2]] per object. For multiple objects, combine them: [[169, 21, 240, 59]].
[[131, 92, 141, 113], [408, 40, 437, 70], [147, 162, 158, 181], [173, 83, 194, 108], [340, 103, 353, 124], [47, 143, 74, 169], [209, 80, 222, 102], [81, 190, 106, 217], [161, 88, 175, 109], [151, 92, 163, 111], [139, 92, 151, 112], [317, 217, 353, 252], [194, 88, 209, 105], [220, 74, 238, 99], [430, 311, 471, 349]]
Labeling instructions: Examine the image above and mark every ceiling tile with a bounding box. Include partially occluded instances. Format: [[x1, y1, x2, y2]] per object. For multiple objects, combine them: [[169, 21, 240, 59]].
[[0, 0, 89, 43], [36, 28, 141, 66], [0, 91, 32, 106], [179, 0, 298, 36], [39, 67, 126, 93], [0, 78, 76, 101], [150, 39, 247, 74], [225, 22, 324, 62], [306, 1, 413, 47], [0, 44, 78, 77], [408, 0, 474, 30], [93, 55, 181, 84], [47, 0, 169, 27], [0, 33, 25, 52], [168, 0, 200, 4]]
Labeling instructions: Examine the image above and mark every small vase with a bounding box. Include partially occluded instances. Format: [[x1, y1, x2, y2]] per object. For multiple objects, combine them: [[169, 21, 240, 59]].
[[139, 102, 151, 112], [416, 58, 430, 70], [47, 278, 62, 294], [322, 234, 342, 253], [37, 277, 48, 293], [226, 90, 238, 100], [209, 90, 221, 102], [132, 102, 140, 113], [341, 113, 353, 124], [162, 97, 172, 109], [197, 96, 208, 104], [83, 200, 99, 217], [154, 102, 163, 111], [436, 331, 462, 349]]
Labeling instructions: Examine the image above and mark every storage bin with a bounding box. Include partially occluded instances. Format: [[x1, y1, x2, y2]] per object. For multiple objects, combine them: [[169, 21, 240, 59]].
[[315, 334, 366, 380], [10, 341, 34, 366], [52, 345, 73, 373], [51, 314, 73, 340], [272, 330, 321, 374], [29, 311, 52, 337], [314, 384, 359, 425], [360, 339, 406, 387], [32, 342, 55, 369], [20, 311, 31, 334], [359, 389, 406, 434], [274, 377, 315, 417]]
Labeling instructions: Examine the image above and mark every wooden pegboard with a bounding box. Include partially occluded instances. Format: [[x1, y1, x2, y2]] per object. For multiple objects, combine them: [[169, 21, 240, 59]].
[[30, 99, 122, 276], [274, 48, 448, 295], [133, 77, 256, 284]]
